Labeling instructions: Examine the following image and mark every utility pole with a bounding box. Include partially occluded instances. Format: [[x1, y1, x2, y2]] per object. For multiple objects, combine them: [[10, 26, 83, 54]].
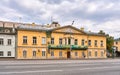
[[70, 21, 74, 58]]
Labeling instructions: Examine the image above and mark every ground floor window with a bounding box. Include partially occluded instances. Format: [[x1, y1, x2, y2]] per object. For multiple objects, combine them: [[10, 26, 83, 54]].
[[82, 52, 85, 58], [101, 51, 104, 57], [75, 52, 78, 56], [95, 51, 97, 57], [89, 51, 91, 57], [51, 51, 54, 56], [42, 51, 46, 56], [7, 51, 11, 56], [0, 51, 3, 56], [23, 50, 27, 58], [33, 51, 36, 57], [59, 51, 62, 57]]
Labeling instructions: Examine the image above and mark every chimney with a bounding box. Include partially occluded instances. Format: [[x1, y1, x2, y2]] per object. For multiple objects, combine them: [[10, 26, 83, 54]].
[[80, 27, 84, 31], [32, 22, 35, 26], [12, 24, 15, 33]]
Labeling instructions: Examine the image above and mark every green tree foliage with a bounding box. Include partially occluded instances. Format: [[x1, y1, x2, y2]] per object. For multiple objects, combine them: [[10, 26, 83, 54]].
[[106, 34, 114, 53], [98, 30, 114, 53]]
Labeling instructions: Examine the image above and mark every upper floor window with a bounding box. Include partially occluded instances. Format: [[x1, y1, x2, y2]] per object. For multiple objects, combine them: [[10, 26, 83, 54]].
[[68, 38, 71, 45], [33, 37, 37, 45], [42, 37, 46, 44], [74, 39, 78, 45], [81, 39, 84, 46], [51, 38, 54, 44], [23, 36, 27, 44], [65, 38, 67, 45], [59, 38, 62, 45], [101, 40, 103, 47], [8, 39, 11, 45], [0, 38, 3, 45], [95, 40, 97, 47], [88, 40, 91, 46]]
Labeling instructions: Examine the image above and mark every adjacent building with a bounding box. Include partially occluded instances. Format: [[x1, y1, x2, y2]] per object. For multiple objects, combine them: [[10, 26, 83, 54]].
[[16, 23, 107, 59], [114, 38, 120, 51], [0, 24, 16, 57]]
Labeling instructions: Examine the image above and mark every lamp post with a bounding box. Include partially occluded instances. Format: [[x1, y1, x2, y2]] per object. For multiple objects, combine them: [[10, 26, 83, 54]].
[[112, 46, 116, 58]]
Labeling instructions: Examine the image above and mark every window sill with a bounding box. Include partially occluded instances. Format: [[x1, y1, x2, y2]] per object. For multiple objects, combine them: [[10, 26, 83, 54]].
[[22, 43, 28, 45]]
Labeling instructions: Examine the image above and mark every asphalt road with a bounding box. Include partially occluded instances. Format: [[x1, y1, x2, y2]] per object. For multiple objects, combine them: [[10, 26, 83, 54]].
[[0, 59, 120, 75]]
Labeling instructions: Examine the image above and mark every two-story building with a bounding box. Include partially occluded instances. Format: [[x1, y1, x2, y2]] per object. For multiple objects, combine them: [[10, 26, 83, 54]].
[[16, 23, 107, 59], [0, 23, 16, 58]]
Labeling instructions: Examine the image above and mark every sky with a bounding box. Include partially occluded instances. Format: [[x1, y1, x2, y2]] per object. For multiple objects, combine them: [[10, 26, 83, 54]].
[[0, 0, 120, 38]]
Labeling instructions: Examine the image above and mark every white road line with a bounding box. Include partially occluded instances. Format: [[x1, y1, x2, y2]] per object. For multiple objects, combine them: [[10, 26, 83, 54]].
[[66, 65, 120, 71], [0, 70, 63, 74], [5, 63, 103, 69]]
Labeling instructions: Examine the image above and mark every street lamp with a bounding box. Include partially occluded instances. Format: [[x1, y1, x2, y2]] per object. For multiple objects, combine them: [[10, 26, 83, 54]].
[[112, 46, 116, 58]]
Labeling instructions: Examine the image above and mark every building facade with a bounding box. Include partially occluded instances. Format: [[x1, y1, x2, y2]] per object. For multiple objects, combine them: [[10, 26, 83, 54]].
[[16, 24, 107, 59], [114, 38, 120, 51], [0, 26, 16, 57]]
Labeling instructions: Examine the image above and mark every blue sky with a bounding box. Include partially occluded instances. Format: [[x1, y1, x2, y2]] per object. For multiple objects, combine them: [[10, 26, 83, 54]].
[[0, 0, 120, 38]]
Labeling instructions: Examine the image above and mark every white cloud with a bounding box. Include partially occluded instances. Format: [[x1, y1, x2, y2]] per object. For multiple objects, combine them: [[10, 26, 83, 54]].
[[0, 0, 119, 38]]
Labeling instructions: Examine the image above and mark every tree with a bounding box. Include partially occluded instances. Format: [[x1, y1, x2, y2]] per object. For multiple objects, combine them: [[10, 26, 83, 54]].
[[106, 34, 114, 53], [98, 30, 114, 54]]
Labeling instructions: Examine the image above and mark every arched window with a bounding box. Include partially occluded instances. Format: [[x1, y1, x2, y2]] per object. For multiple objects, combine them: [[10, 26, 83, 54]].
[[23, 50, 27, 58]]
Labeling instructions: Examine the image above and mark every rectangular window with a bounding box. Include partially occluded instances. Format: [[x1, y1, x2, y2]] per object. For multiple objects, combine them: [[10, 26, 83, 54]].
[[68, 38, 71, 45], [82, 52, 85, 58], [33, 37, 37, 44], [65, 38, 67, 45], [74, 39, 78, 45], [23, 36, 27, 44], [81, 39, 84, 46], [116, 42, 118, 45], [95, 40, 97, 47], [0, 51, 3, 56], [8, 39, 11, 45], [95, 51, 97, 57], [51, 51, 54, 56], [89, 51, 91, 57], [7, 51, 11, 56], [51, 38, 54, 44], [0, 38, 4, 45], [101, 51, 104, 57], [23, 50, 27, 58], [42, 37, 46, 44], [101, 41, 103, 47], [59, 38, 62, 45], [75, 52, 78, 56], [88, 40, 91, 46], [59, 51, 62, 57], [33, 51, 36, 57], [42, 51, 46, 56]]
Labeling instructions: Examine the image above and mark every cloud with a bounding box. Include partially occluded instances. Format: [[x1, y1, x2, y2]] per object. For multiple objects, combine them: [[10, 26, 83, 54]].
[[0, 0, 120, 38]]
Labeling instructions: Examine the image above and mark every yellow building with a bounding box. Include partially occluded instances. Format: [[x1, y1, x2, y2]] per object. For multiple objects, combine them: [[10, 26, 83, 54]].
[[114, 38, 120, 51], [16, 24, 107, 59]]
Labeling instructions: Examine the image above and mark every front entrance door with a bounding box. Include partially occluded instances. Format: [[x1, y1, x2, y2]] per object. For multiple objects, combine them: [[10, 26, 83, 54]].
[[67, 51, 71, 58]]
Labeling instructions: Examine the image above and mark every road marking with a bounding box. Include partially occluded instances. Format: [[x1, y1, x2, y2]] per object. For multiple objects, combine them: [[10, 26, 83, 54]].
[[5, 63, 104, 69], [66, 65, 120, 71], [0, 70, 63, 74]]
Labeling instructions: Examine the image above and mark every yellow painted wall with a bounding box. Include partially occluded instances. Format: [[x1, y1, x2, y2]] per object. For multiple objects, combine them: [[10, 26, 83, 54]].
[[16, 26, 107, 59]]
